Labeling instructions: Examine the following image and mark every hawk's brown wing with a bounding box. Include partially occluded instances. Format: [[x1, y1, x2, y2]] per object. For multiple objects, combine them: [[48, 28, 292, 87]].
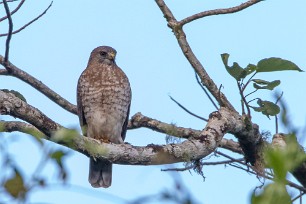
[[120, 103, 130, 141], [77, 75, 87, 136]]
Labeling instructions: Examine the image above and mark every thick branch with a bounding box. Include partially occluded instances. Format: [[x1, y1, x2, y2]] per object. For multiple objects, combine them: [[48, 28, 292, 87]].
[[0, 91, 60, 135], [129, 112, 242, 154], [0, 90, 233, 165], [2, 90, 306, 188], [0, 56, 77, 114], [179, 0, 262, 26], [155, 0, 235, 111]]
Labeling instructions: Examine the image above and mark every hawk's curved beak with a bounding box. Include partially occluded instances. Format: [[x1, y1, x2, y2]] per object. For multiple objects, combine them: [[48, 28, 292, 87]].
[[109, 52, 116, 60]]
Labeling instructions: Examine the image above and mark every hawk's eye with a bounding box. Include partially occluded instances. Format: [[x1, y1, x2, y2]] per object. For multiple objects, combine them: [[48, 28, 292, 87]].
[[99, 51, 107, 56]]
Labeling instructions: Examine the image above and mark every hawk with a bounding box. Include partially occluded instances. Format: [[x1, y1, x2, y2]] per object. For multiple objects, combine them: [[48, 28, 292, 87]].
[[77, 46, 131, 188]]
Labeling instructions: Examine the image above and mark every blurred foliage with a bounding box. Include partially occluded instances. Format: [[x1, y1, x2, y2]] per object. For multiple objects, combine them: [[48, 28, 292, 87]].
[[0, 132, 69, 203], [251, 96, 306, 204], [251, 134, 306, 204], [130, 174, 199, 204]]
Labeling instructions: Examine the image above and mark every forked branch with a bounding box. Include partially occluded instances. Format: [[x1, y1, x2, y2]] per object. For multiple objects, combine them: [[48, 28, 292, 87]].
[[155, 0, 235, 111], [179, 0, 262, 26], [0, 1, 53, 37]]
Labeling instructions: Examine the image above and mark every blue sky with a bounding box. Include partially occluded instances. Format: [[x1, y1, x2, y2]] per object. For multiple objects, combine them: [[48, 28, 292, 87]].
[[1, 0, 306, 203]]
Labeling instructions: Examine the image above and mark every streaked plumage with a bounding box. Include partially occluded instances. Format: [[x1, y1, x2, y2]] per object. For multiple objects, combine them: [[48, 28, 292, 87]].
[[77, 46, 131, 188]]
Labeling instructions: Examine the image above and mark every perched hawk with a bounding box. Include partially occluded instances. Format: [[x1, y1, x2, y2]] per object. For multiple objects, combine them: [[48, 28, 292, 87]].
[[77, 46, 131, 188]]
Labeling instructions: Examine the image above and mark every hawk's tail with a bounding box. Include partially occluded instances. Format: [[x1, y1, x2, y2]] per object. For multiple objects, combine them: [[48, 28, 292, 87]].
[[88, 158, 112, 188]]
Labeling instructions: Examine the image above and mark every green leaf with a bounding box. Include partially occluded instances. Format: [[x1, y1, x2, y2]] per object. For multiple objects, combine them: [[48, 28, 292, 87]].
[[49, 150, 69, 181], [252, 79, 280, 90], [251, 183, 291, 204], [50, 150, 67, 166], [257, 57, 303, 73], [245, 64, 257, 75], [4, 169, 27, 199], [264, 147, 287, 180], [221, 53, 256, 81], [251, 99, 280, 118]]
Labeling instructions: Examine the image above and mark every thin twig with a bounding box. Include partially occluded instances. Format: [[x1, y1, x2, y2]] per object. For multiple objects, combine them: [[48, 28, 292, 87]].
[[0, 1, 53, 37], [275, 115, 278, 134], [275, 91, 284, 105], [195, 72, 218, 110], [217, 151, 306, 192], [2, 0, 14, 63], [161, 158, 245, 172], [242, 72, 257, 92], [291, 191, 305, 203], [245, 89, 258, 98], [155, 0, 236, 112], [169, 95, 208, 121], [0, 0, 19, 4], [237, 81, 251, 117], [274, 92, 283, 134], [179, 0, 262, 26], [0, 0, 25, 22]]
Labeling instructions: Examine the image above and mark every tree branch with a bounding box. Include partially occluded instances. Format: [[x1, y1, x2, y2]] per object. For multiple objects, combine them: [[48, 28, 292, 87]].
[[195, 72, 218, 110], [0, 120, 43, 137], [2, 0, 14, 63], [169, 95, 208, 121], [128, 112, 242, 154], [0, 0, 25, 22], [0, 1, 53, 37], [0, 0, 20, 4], [161, 158, 245, 172], [179, 0, 262, 26], [0, 90, 236, 165], [155, 0, 235, 111], [0, 56, 77, 114]]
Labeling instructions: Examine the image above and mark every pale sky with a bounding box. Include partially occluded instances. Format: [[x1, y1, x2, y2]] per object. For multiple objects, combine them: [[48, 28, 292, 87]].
[[1, 0, 306, 203]]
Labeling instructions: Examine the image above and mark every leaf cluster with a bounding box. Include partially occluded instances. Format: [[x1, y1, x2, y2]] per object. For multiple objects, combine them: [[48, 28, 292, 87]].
[[222, 54, 303, 118]]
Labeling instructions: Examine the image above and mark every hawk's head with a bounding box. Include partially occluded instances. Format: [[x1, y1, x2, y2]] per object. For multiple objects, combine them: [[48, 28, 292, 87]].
[[89, 46, 117, 65]]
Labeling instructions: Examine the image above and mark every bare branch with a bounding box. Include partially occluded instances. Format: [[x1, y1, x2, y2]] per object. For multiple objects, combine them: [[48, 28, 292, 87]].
[[179, 0, 262, 26], [0, 90, 233, 165], [169, 95, 208, 121], [218, 151, 306, 191], [2, 0, 14, 63], [0, 1, 53, 37], [0, 55, 77, 114], [128, 112, 242, 154], [291, 192, 305, 203], [161, 158, 245, 172], [0, 0, 25, 22], [0, 0, 20, 4], [128, 112, 201, 138], [195, 72, 218, 110], [155, 0, 235, 111], [0, 91, 61, 135], [0, 69, 7, 74], [0, 120, 43, 136], [237, 81, 251, 117]]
